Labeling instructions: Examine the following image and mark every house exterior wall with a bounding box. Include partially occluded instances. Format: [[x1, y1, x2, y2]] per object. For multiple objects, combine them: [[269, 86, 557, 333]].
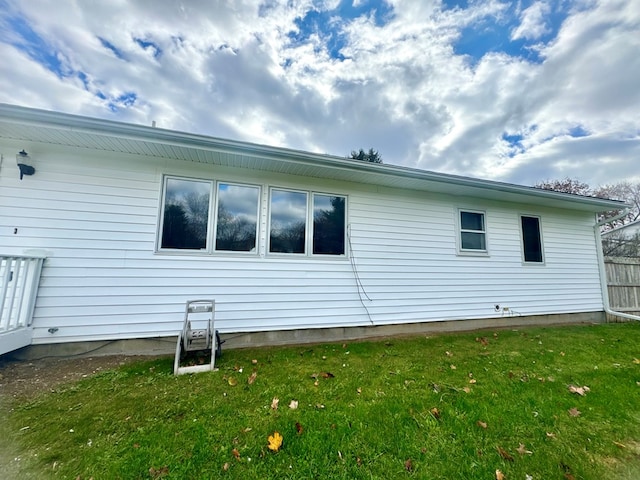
[[0, 141, 604, 345]]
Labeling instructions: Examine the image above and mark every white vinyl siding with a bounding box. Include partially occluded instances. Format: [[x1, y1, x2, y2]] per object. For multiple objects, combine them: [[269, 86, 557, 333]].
[[0, 143, 605, 345]]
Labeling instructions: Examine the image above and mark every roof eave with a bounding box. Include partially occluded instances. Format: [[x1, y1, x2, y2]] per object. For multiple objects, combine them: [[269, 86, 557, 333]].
[[0, 103, 627, 213]]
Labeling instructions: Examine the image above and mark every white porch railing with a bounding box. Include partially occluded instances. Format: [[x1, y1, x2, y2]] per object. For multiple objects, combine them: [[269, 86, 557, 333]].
[[0, 254, 46, 355]]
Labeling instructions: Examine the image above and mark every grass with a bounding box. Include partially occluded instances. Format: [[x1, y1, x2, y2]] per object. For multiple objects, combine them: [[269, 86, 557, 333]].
[[2, 323, 640, 479]]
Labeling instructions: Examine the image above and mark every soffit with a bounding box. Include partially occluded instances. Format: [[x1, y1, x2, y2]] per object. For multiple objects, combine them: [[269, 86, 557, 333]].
[[0, 104, 626, 213]]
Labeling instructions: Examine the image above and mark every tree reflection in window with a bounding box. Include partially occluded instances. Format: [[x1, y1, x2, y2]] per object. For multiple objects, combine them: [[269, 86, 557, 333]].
[[161, 178, 211, 249], [313, 194, 345, 255], [215, 183, 259, 252], [269, 189, 307, 253]]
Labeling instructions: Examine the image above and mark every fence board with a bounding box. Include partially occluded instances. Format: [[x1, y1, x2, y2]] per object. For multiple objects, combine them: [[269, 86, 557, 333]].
[[604, 257, 640, 317]]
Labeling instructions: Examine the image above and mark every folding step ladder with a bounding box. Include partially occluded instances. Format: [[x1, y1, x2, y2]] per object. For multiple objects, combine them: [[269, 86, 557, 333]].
[[173, 300, 221, 375]]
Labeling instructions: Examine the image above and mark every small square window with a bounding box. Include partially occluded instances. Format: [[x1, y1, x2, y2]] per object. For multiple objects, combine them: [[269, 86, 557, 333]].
[[459, 210, 487, 252]]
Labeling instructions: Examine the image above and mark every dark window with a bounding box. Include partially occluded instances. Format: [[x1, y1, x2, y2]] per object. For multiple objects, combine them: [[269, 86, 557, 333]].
[[460, 210, 486, 251], [521, 215, 543, 263], [313, 194, 346, 255], [269, 189, 307, 254], [215, 183, 259, 252], [160, 178, 211, 250]]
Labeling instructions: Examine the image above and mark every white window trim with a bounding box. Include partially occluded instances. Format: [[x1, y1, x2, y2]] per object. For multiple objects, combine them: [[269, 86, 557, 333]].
[[267, 186, 348, 259], [456, 208, 489, 256], [519, 214, 545, 265], [156, 175, 262, 256], [156, 175, 214, 255]]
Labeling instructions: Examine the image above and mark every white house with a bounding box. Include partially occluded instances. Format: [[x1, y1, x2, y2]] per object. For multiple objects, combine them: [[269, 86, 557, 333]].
[[0, 104, 628, 357]]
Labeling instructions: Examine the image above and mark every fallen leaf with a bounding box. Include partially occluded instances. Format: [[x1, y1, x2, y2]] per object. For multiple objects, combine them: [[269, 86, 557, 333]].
[[476, 337, 489, 346], [243, 427, 252, 433], [289, 400, 299, 409], [546, 432, 556, 439], [469, 378, 477, 384], [526, 475, 533, 480], [404, 458, 413, 472], [463, 386, 471, 393], [356, 456, 362, 466], [450, 364, 457, 370], [445, 350, 453, 356], [232, 448, 240, 460], [633, 358, 640, 364], [321, 372, 335, 378], [251, 359, 258, 365], [271, 397, 279, 410], [495, 469, 505, 480], [295, 422, 303, 435], [497, 446, 514, 461], [228, 377, 238, 386], [477, 420, 488, 429], [430, 407, 441, 420], [564, 475, 575, 480], [316, 403, 325, 409], [248, 372, 257, 385], [267, 431, 283, 452], [568, 384, 589, 396], [568, 407, 581, 417], [149, 466, 169, 478], [516, 443, 532, 455], [222, 462, 230, 471], [356, 387, 362, 394]]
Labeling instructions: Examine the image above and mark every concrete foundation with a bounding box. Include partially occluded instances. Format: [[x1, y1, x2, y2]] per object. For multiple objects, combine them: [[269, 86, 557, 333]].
[[7, 311, 606, 361]]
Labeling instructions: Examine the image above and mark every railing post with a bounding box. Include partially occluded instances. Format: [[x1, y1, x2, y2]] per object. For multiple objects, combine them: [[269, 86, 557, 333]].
[[0, 255, 46, 355]]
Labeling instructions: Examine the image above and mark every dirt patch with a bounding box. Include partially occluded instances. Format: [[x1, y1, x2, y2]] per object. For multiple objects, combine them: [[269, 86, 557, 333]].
[[0, 355, 157, 400]]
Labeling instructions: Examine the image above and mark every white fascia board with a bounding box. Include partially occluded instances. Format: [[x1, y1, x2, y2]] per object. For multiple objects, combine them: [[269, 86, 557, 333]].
[[0, 103, 627, 214]]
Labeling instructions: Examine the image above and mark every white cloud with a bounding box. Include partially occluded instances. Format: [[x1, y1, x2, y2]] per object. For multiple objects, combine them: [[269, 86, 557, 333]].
[[0, 0, 637, 189], [511, 1, 551, 41]]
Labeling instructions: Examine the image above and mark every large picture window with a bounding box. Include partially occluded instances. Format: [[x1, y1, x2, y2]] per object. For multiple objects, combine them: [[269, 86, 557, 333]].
[[269, 188, 347, 256], [459, 210, 487, 252], [215, 183, 260, 252], [521, 215, 544, 263], [160, 178, 211, 250], [158, 177, 347, 258]]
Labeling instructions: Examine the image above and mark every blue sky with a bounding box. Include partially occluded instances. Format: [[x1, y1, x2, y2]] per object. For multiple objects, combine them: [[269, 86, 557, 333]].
[[0, 0, 638, 187]]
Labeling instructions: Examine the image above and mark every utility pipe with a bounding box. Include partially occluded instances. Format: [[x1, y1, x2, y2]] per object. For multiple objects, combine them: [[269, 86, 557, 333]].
[[594, 207, 640, 321]]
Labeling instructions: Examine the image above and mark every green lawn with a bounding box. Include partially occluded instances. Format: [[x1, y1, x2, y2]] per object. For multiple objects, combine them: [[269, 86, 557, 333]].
[[3, 323, 640, 479]]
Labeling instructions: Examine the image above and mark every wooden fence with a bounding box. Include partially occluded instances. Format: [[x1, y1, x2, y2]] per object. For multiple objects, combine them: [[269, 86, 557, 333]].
[[604, 257, 640, 318]]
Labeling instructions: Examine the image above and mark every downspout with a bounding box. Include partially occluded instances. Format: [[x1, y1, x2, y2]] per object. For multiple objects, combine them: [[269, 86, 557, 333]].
[[594, 208, 640, 321]]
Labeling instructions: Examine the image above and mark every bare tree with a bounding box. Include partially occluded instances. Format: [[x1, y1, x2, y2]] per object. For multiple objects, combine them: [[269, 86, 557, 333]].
[[534, 178, 640, 257]]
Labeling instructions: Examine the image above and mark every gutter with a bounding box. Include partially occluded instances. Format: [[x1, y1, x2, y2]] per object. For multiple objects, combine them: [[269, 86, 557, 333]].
[[594, 207, 640, 321]]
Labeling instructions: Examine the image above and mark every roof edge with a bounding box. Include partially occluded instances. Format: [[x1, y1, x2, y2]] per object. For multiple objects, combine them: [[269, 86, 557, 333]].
[[0, 103, 627, 212]]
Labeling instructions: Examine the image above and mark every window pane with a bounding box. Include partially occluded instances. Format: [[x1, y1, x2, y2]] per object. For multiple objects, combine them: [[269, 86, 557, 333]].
[[215, 183, 259, 252], [269, 190, 307, 253], [161, 178, 210, 250], [461, 211, 484, 231], [522, 216, 543, 262], [461, 231, 486, 250], [313, 195, 346, 255]]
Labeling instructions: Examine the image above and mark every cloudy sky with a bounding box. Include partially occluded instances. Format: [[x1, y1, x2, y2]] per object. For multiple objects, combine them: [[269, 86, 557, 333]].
[[0, 0, 638, 187]]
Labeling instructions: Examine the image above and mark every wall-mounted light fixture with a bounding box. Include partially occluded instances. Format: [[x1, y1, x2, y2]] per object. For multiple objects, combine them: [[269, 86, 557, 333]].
[[16, 150, 35, 180]]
